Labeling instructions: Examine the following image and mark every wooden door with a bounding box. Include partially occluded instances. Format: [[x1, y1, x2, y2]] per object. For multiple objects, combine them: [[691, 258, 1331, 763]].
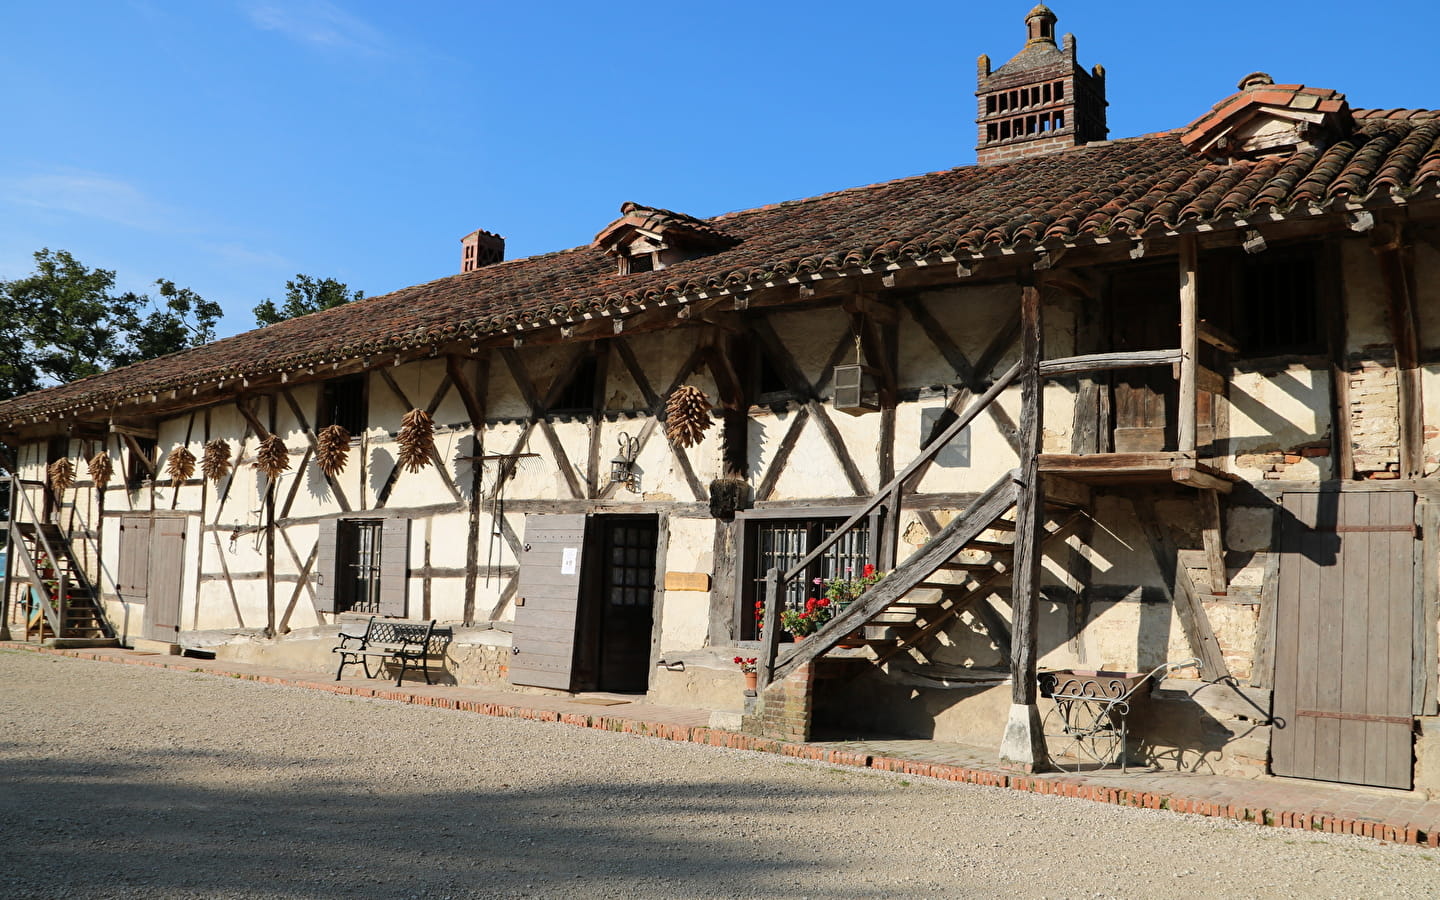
[[142, 518, 185, 643], [1272, 492, 1415, 790], [1110, 266, 1179, 452], [595, 516, 658, 693], [509, 514, 586, 690]]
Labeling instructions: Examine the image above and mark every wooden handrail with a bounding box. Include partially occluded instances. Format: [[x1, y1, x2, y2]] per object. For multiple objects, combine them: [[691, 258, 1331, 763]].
[[1038, 349, 1182, 378], [779, 360, 1022, 583], [10, 481, 64, 636]]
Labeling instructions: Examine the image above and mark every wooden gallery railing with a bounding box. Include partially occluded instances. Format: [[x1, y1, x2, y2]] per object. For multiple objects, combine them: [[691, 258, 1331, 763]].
[[756, 341, 1204, 690]]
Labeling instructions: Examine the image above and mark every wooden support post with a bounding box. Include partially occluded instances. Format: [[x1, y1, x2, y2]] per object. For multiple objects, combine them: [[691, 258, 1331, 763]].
[[1000, 275, 1051, 771], [1199, 489, 1228, 596], [1323, 239, 1354, 480], [758, 567, 782, 690], [1133, 495, 1231, 682], [0, 477, 14, 641], [1178, 235, 1199, 454], [265, 396, 277, 638]]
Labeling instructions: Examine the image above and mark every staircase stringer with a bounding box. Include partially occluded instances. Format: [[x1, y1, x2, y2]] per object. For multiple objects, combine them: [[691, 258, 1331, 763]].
[[873, 508, 1091, 666], [764, 470, 1019, 686], [10, 484, 64, 637]]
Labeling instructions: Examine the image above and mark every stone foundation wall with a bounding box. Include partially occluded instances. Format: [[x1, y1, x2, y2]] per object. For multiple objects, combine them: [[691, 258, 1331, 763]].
[[741, 663, 815, 742]]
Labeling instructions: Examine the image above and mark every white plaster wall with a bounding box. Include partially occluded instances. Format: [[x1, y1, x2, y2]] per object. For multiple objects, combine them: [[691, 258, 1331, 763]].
[[658, 515, 716, 652]]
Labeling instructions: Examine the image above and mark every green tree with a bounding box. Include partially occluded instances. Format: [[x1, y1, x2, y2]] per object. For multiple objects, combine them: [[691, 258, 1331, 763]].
[[0, 249, 221, 402], [252, 274, 364, 326]]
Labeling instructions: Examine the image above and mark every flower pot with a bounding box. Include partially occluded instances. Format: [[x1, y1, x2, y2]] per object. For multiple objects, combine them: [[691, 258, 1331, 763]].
[[744, 671, 758, 693]]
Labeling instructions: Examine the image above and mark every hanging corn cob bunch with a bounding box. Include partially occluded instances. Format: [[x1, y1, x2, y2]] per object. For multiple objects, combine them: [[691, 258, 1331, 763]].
[[316, 424, 351, 477], [201, 439, 232, 483], [665, 384, 714, 448], [253, 434, 291, 478], [48, 457, 75, 495], [167, 446, 196, 483], [88, 452, 113, 491], [396, 408, 434, 473]]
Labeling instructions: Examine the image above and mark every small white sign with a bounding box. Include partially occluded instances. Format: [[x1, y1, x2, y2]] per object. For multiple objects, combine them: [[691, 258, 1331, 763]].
[[561, 547, 578, 575]]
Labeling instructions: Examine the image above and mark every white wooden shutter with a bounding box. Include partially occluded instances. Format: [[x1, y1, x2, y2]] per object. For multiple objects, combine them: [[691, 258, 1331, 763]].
[[314, 518, 338, 613], [378, 518, 410, 618]]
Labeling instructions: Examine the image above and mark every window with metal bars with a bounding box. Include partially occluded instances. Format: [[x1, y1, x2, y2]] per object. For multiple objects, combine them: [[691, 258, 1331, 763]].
[[1238, 250, 1321, 356], [740, 516, 872, 641], [336, 519, 384, 614]]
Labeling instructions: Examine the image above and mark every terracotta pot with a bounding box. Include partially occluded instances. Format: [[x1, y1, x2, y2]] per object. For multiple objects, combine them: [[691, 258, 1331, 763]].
[[744, 671, 758, 693]]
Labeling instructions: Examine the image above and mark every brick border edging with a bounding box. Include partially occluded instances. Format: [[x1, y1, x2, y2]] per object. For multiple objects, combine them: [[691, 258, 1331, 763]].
[[13, 643, 1435, 848]]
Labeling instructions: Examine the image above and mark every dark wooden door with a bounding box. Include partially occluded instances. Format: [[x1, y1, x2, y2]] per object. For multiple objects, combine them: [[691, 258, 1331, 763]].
[[594, 516, 658, 693], [509, 514, 587, 690], [1110, 266, 1178, 452], [1272, 492, 1415, 790], [142, 517, 185, 643]]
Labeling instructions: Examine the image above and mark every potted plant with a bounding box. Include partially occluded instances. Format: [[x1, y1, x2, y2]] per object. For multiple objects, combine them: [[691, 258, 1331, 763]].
[[734, 656, 759, 693], [780, 596, 834, 640]]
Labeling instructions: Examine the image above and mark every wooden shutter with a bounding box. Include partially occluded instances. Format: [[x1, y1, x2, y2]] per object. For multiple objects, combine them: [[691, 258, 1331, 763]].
[[509, 514, 587, 690], [1272, 491, 1415, 790], [314, 518, 339, 614], [117, 516, 151, 602], [378, 518, 410, 618]]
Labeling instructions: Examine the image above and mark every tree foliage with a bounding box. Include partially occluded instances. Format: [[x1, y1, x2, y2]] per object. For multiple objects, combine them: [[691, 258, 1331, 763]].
[[0, 249, 221, 402], [253, 274, 363, 327]]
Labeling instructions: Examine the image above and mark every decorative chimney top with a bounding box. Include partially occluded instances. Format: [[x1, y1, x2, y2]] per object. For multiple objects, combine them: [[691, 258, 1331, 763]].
[[461, 229, 505, 273], [976, 6, 1108, 166], [1182, 75, 1354, 160]]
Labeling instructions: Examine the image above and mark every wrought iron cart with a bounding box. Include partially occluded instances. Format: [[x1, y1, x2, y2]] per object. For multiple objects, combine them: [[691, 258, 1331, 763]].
[[1039, 658, 1200, 772]]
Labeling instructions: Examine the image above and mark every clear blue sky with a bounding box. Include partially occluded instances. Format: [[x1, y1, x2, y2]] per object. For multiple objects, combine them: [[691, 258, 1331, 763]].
[[1, 1, 1433, 337]]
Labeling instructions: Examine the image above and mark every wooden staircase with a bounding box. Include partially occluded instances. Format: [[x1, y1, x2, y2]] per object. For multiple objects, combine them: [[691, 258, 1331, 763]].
[[759, 468, 1089, 686], [4, 479, 114, 644]]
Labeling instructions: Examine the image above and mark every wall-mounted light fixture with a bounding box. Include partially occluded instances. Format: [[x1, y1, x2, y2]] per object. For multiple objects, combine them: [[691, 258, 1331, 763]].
[[610, 432, 641, 493]]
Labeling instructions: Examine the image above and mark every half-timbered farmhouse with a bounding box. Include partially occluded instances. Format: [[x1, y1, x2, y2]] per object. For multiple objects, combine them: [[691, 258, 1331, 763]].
[[6, 6, 1440, 793]]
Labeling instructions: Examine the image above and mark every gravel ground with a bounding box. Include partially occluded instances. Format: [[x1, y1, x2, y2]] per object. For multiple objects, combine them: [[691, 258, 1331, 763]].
[[1, 649, 1437, 899]]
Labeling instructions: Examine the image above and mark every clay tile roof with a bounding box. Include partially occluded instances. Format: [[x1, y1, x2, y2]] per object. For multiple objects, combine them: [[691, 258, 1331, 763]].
[[3, 108, 1439, 425], [593, 201, 734, 253]]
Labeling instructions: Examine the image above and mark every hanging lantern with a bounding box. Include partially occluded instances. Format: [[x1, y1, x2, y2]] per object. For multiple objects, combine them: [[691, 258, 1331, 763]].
[[610, 432, 640, 493], [833, 330, 881, 415]]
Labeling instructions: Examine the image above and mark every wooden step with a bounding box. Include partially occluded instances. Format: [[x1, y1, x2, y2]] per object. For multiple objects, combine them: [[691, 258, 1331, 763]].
[[988, 519, 1016, 531], [936, 560, 1002, 572], [964, 540, 1013, 552]]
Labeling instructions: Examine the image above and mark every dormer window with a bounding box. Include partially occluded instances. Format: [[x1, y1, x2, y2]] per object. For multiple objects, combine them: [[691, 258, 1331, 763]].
[[594, 202, 735, 275], [1182, 73, 1354, 160]]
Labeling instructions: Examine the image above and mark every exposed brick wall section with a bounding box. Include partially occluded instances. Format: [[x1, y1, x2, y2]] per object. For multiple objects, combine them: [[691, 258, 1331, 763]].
[[1348, 350, 1402, 477], [740, 663, 815, 742]]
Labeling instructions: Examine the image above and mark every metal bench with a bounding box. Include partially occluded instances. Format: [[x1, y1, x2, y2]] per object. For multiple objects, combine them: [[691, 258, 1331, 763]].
[[1039, 658, 1199, 772], [333, 617, 440, 686]]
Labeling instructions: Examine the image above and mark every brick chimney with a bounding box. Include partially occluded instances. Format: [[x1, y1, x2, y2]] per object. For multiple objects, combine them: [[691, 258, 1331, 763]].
[[461, 229, 505, 273], [976, 5, 1108, 165]]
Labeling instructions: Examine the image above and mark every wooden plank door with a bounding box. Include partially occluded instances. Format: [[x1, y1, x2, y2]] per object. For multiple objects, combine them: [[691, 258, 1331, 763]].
[[509, 514, 587, 690], [1272, 492, 1415, 789], [1109, 266, 1179, 452], [142, 518, 186, 643]]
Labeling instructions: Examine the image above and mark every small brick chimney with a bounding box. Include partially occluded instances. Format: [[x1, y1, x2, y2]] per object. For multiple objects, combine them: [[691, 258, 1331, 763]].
[[461, 229, 505, 273], [976, 5, 1108, 165]]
